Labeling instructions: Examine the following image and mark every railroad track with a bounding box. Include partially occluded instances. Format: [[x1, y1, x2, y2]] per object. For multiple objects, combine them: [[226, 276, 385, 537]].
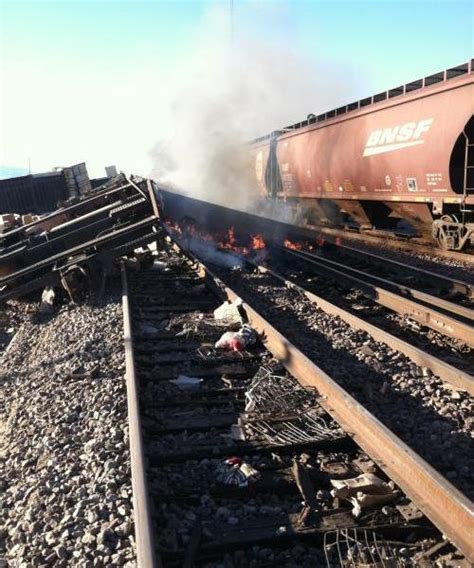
[[285, 240, 473, 302], [243, 255, 473, 395], [292, 221, 474, 266], [122, 239, 473, 567], [266, 243, 474, 359], [272, 244, 473, 347]]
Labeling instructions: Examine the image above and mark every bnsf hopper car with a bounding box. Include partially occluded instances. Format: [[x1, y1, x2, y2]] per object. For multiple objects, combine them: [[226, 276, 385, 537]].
[[250, 60, 474, 250]]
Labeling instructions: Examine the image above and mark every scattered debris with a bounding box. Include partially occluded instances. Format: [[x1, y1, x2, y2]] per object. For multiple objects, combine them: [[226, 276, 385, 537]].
[[215, 324, 257, 351], [215, 457, 261, 488], [244, 364, 318, 414], [213, 299, 243, 325], [330, 473, 400, 517], [235, 364, 344, 446], [169, 374, 203, 390], [324, 528, 408, 567], [37, 286, 55, 314], [292, 458, 319, 527]]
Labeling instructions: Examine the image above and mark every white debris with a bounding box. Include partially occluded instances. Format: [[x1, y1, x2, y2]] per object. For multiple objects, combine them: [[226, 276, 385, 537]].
[[169, 374, 203, 390], [330, 473, 400, 517], [215, 324, 257, 351], [38, 286, 55, 314], [213, 299, 243, 325]]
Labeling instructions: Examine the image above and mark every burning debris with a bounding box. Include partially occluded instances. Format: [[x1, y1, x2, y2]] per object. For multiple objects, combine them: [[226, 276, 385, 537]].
[[165, 218, 268, 265], [284, 238, 304, 250]]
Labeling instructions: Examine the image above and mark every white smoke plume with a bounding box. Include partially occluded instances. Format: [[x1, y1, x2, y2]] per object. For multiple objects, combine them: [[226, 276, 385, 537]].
[[149, 4, 360, 211]]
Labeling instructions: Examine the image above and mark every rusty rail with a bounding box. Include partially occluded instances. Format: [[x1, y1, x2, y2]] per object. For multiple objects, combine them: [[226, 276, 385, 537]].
[[280, 245, 473, 321], [121, 264, 159, 568], [252, 262, 473, 395], [323, 241, 473, 299], [182, 253, 474, 562], [279, 246, 474, 347], [301, 221, 474, 265]]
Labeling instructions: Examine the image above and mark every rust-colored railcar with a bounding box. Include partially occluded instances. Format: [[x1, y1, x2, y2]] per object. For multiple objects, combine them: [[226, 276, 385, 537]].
[[250, 60, 474, 249]]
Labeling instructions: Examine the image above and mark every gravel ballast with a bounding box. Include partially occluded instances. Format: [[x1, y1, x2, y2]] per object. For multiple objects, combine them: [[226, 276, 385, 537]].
[[212, 266, 474, 500], [268, 255, 473, 375], [322, 236, 474, 284], [1, 294, 135, 567]]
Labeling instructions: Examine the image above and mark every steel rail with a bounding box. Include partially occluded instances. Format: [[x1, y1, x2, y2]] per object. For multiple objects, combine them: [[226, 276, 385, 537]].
[[121, 264, 158, 568], [249, 261, 473, 395], [320, 241, 473, 300], [300, 222, 474, 265], [277, 246, 474, 347], [184, 254, 474, 563], [280, 245, 473, 321]]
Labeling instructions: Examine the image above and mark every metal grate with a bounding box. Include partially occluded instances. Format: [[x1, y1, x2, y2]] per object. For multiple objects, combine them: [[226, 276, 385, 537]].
[[324, 528, 408, 567]]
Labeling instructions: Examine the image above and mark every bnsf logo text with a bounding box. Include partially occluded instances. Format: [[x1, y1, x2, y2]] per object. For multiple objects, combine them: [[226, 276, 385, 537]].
[[363, 118, 433, 157]]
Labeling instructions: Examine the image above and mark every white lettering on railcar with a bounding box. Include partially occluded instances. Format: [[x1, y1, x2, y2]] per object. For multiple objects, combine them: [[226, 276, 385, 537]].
[[363, 118, 433, 157]]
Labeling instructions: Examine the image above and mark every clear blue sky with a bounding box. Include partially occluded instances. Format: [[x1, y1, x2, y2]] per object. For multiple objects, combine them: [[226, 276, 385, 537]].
[[0, 0, 472, 177]]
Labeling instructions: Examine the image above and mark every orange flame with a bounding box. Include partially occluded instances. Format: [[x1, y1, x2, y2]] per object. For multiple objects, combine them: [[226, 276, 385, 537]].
[[251, 234, 266, 250], [166, 220, 266, 257], [284, 239, 303, 250]]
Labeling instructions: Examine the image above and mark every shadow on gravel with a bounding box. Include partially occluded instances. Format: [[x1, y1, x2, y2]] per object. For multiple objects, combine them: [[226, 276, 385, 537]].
[[222, 271, 473, 501]]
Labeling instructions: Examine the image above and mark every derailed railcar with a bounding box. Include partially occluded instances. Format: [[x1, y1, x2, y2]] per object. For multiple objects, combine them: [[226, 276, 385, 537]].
[[250, 60, 474, 250]]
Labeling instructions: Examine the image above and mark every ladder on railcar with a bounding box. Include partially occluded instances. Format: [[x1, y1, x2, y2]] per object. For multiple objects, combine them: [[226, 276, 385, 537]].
[[461, 128, 474, 222]]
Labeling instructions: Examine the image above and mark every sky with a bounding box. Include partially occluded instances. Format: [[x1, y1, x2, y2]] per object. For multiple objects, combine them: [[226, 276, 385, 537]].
[[0, 0, 473, 179]]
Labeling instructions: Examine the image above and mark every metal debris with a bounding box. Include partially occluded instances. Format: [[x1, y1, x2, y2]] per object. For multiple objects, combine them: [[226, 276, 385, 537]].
[[245, 410, 341, 446], [292, 458, 319, 527], [0, 175, 161, 301], [240, 364, 344, 445], [324, 528, 408, 567], [244, 364, 318, 414]]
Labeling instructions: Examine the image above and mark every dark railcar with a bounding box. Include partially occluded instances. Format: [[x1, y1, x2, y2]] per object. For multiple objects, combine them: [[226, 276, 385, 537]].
[[0, 163, 91, 215], [0, 172, 69, 214]]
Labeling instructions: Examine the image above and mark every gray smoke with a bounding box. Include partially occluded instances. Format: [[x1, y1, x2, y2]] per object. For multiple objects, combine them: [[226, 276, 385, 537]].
[[149, 5, 359, 211], [178, 235, 243, 269]]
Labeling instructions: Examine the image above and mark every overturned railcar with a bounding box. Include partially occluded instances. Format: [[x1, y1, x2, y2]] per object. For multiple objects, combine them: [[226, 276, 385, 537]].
[[251, 60, 474, 250]]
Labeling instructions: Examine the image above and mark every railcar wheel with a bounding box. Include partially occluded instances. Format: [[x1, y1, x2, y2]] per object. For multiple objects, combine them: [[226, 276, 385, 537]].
[[437, 230, 451, 250], [435, 215, 462, 250]]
